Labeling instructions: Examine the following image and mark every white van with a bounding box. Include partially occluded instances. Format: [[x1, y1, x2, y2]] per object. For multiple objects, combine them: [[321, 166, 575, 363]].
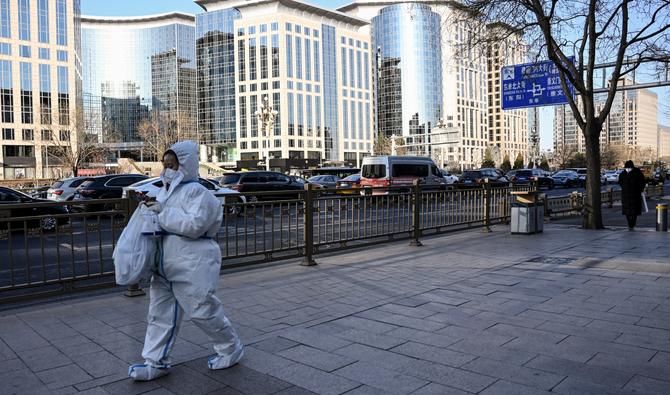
[[360, 156, 446, 192]]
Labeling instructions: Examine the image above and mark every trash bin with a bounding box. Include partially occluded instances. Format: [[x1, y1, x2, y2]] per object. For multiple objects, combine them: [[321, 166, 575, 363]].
[[510, 191, 543, 234], [511, 202, 544, 234]]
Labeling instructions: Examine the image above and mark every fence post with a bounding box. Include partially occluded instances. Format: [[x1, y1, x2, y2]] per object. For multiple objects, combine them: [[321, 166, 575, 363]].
[[301, 183, 317, 266], [123, 193, 145, 297], [482, 179, 492, 233], [410, 179, 423, 246], [607, 187, 614, 208]]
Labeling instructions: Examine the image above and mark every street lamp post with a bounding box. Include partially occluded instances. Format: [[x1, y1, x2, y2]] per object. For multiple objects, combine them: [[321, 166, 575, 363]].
[[255, 96, 278, 171]]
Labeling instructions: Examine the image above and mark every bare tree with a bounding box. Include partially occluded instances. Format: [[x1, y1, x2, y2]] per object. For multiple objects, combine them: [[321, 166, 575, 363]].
[[464, 0, 670, 229], [373, 134, 407, 156], [552, 144, 577, 169], [137, 109, 198, 161], [600, 143, 624, 169], [45, 107, 113, 177]]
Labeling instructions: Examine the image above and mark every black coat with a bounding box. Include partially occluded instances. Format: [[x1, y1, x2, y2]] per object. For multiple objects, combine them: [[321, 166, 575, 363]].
[[618, 168, 646, 216]]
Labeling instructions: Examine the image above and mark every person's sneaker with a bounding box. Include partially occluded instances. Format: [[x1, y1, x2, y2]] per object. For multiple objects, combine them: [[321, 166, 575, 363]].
[[128, 363, 169, 381], [207, 345, 245, 370]]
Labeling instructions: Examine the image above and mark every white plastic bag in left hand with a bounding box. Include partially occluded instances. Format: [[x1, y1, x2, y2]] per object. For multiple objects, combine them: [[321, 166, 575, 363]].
[[112, 207, 157, 285], [642, 192, 649, 213]]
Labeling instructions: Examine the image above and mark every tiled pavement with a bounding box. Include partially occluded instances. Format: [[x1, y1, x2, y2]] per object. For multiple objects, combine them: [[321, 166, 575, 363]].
[[1, 223, 669, 394]]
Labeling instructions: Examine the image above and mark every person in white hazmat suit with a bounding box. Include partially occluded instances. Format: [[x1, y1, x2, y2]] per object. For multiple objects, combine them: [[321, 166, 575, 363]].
[[128, 141, 244, 381]]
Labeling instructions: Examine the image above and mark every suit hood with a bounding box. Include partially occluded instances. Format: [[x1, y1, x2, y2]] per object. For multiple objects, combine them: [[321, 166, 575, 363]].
[[170, 140, 199, 183]]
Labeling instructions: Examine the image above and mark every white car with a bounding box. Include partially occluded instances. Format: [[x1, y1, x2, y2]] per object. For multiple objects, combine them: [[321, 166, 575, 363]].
[[123, 177, 246, 214], [47, 177, 88, 201], [440, 170, 459, 184], [604, 170, 622, 184]]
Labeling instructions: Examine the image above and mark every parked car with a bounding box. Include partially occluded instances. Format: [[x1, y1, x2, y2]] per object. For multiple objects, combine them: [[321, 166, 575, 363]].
[[73, 174, 149, 211], [441, 170, 459, 185], [335, 174, 362, 195], [551, 170, 582, 188], [47, 177, 88, 201], [456, 168, 509, 188], [507, 169, 555, 189], [307, 175, 340, 189], [123, 177, 246, 204], [360, 156, 446, 193], [0, 186, 69, 231], [218, 171, 305, 201], [603, 170, 622, 184], [25, 185, 50, 199]]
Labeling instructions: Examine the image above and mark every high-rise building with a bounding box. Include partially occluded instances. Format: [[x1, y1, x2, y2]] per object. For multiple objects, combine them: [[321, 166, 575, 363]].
[[0, 0, 82, 180], [195, 0, 374, 168], [81, 13, 196, 160], [340, 1, 492, 169], [658, 124, 670, 161], [486, 22, 528, 165], [554, 80, 658, 160]]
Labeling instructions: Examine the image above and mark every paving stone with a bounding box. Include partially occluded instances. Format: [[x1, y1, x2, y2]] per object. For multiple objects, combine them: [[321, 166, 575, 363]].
[[551, 377, 629, 395], [272, 385, 318, 395], [560, 335, 657, 362], [461, 356, 564, 390], [330, 316, 400, 334], [0, 338, 17, 360], [355, 309, 446, 332], [74, 350, 129, 378], [17, 345, 73, 372], [279, 327, 352, 352], [74, 372, 128, 391], [586, 319, 670, 339], [409, 382, 470, 395], [331, 328, 406, 350], [517, 308, 593, 326], [623, 375, 670, 394], [390, 341, 476, 368], [0, 357, 28, 373], [279, 345, 356, 372], [73, 387, 111, 395], [333, 361, 428, 394], [0, 368, 50, 394], [615, 333, 670, 353], [239, 346, 298, 375], [525, 355, 633, 388], [102, 377, 162, 395], [190, 361, 292, 395], [473, 311, 545, 329], [586, 352, 669, 382], [384, 327, 461, 348], [486, 323, 568, 344], [270, 363, 360, 395], [534, 321, 620, 342], [157, 365, 228, 394], [376, 303, 437, 319], [479, 380, 549, 395], [333, 343, 417, 372], [401, 359, 497, 393], [250, 336, 300, 353], [37, 363, 93, 390]]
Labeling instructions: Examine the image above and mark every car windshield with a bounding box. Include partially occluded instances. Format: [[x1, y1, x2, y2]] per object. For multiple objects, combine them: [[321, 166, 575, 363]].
[[79, 179, 95, 188], [130, 178, 159, 187], [308, 176, 324, 182], [342, 174, 360, 181], [51, 181, 64, 188], [462, 171, 481, 178], [221, 174, 241, 184], [516, 170, 533, 177], [554, 171, 574, 176]]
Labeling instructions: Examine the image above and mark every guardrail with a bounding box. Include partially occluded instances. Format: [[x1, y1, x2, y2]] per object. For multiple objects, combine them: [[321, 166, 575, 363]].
[[0, 182, 665, 303]]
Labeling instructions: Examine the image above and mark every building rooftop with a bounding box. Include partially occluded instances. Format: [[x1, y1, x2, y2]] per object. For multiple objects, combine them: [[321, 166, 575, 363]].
[[82, 12, 195, 26]]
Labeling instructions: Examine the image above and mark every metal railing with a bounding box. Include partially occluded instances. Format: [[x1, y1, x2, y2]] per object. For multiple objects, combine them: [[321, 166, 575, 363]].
[[1, 181, 666, 303]]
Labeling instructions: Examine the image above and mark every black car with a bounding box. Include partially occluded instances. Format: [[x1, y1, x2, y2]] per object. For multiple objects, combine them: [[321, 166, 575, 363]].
[[219, 171, 305, 201], [74, 174, 149, 211], [0, 186, 68, 231], [551, 170, 582, 188], [507, 169, 555, 189], [307, 175, 340, 189], [457, 168, 509, 188]]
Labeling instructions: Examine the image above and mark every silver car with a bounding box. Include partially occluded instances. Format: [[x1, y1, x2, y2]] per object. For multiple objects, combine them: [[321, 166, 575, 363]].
[[47, 177, 88, 201]]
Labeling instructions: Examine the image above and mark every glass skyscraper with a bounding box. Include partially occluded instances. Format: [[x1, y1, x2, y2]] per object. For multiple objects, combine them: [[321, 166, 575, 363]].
[[0, 0, 81, 179], [372, 3, 443, 140], [81, 13, 196, 159]]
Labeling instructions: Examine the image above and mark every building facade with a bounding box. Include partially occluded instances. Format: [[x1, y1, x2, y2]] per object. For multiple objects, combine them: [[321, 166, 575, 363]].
[[340, 0, 491, 169], [658, 124, 670, 161], [81, 13, 196, 160], [554, 81, 659, 164], [486, 23, 528, 166], [195, 0, 374, 168], [0, 0, 81, 180]]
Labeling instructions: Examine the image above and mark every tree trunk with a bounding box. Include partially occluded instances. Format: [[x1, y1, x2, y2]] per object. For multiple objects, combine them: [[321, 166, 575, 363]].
[[582, 122, 604, 229]]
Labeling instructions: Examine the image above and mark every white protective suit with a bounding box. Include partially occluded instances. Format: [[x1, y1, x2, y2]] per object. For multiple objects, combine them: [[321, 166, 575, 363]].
[[129, 141, 243, 381]]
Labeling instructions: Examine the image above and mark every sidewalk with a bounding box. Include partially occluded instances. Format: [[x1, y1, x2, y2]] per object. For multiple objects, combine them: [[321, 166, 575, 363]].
[[1, 223, 669, 394]]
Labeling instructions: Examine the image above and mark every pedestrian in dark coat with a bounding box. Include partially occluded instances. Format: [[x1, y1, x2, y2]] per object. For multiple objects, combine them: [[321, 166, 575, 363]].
[[618, 160, 646, 230]]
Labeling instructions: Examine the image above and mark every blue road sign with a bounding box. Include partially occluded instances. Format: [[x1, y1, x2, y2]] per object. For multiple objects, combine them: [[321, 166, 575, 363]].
[[501, 58, 575, 110]]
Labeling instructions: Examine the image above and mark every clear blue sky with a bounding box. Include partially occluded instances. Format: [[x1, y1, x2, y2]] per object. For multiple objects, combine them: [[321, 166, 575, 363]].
[[82, 0, 669, 151]]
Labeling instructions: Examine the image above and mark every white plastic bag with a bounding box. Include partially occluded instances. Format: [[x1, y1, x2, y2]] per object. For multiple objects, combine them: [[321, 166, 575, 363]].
[[642, 192, 649, 213], [113, 205, 158, 285]]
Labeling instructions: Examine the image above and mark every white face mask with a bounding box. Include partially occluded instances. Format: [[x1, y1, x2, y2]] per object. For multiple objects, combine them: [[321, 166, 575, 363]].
[[162, 168, 178, 184], [625, 168, 632, 173]]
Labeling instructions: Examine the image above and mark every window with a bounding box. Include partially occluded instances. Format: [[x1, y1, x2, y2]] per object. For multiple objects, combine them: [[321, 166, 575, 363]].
[[38, 0, 49, 43], [22, 129, 33, 140], [249, 38, 257, 80], [362, 164, 386, 179], [313, 41, 320, 82], [2, 127, 14, 139], [57, 66, 69, 125], [295, 37, 302, 79], [271, 34, 279, 78], [295, 25, 301, 34], [56, 0, 67, 45], [285, 35, 292, 78], [237, 39, 245, 81], [39, 64, 51, 124], [38, 48, 49, 59], [106, 176, 141, 187], [247, 26, 255, 35], [0, 59, 12, 123], [57, 50, 67, 62], [0, 0, 9, 38], [59, 130, 69, 141], [41, 129, 51, 140], [20, 62, 33, 124], [0, 42, 9, 55], [271, 22, 278, 31], [392, 164, 428, 177], [341, 47, 347, 86], [285, 22, 291, 32], [304, 38, 311, 80], [18, 0, 30, 40], [19, 45, 30, 57], [260, 36, 268, 79]]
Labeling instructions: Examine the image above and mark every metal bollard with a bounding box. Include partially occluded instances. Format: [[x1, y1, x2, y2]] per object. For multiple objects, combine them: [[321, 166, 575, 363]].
[[657, 203, 668, 232]]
